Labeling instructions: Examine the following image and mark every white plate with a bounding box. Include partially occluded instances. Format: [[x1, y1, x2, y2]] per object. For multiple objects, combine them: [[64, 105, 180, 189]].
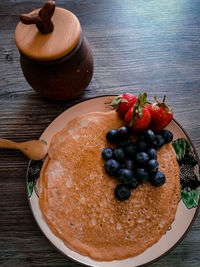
[[26, 96, 200, 267]]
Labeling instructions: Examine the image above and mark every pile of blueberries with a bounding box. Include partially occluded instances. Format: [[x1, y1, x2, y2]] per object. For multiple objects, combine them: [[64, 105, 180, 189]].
[[102, 127, 173, 201]]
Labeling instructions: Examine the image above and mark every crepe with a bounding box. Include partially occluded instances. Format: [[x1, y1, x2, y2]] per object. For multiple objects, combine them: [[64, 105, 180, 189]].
[[38, 111, 180, 261]]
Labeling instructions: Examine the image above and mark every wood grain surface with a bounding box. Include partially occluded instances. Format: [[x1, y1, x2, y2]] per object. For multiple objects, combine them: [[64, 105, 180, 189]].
[[0, 0, 200, 266]]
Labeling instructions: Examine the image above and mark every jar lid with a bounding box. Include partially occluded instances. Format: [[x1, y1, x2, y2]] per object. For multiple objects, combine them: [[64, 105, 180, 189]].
[[15, 3, 81, 61]]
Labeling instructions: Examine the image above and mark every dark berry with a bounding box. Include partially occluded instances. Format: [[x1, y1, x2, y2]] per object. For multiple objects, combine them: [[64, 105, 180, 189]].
[[102, 147, 113, 160], [125, 158, 136, 170], [148, 148, 157, 160], [153, 135, 165, 149], [114, 184, 131, 201], [117, 138, 131, 148], [136, 168, 149, 183], [160, 130, 173, 143], [147, 159, 159, 175], [129, 177, 138, 189], [136, 152, 149, 166], [118, 168, 136, 186], [106, 129, 118, 143], [137, 139, 148, 152], [150, 171, 166, 187], [144, 129, 156, 145], [105, 159, 121, 176], [124, 143, 138, 158], [117, 126, 130, 140], [113, 147, 125, 163]]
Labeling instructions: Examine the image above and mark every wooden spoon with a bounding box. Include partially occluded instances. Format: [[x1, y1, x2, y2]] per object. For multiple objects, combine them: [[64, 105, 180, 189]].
[[0, 138, 48, 160]]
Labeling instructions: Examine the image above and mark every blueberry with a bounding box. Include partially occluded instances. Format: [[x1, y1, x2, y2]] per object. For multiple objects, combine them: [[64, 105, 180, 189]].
[[137, 139, 148, 152], [129, 177, 138, 189], [118, 138, 131, 148], [147, 159, 159, 175], [148, 148, 157, 160], [136, 168, 149, 183], [150, 171, 166, 187], [113, 147, 125, 163], [117, 126, 130, 140], [106, 129, 118, 143], [153, 135, 165, 149], [124, 143, 138, 158], [118, 168, 137, 188], [125, 158, 136, 170], [144, 129, 156, 145], [136, 152, 149, 166], [102, 147, 113, 160], [160, 130, 173, 143], [105, 159, 121, 176], [114, 184, 131, 201]]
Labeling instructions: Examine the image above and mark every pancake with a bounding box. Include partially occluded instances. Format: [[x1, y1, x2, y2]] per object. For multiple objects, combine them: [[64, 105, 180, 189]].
[[38, 111, 180, 261]]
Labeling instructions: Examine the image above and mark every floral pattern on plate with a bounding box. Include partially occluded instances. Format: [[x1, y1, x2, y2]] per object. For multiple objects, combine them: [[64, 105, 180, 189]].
[[173, 138, 200, 209]]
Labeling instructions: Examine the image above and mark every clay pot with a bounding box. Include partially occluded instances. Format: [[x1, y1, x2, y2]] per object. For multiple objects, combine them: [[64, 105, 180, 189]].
[[15, 2, 94, 100], [20, 34, 93, 100]]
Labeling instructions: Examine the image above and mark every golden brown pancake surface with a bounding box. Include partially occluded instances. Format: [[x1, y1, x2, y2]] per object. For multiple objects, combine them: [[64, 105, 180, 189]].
[[38, 111, 180, 261]]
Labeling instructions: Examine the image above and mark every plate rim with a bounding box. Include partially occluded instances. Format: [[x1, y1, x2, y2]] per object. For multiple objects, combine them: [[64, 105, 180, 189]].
[[26, 94, 200, 267]]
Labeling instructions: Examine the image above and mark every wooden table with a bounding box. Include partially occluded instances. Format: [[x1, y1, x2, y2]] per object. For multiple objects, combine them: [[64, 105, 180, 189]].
[[0, 0, 200, 266]]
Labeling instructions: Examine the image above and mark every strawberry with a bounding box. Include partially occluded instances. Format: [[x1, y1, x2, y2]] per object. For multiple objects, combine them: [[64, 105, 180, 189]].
[[148, 96, 173, 133], [124, 93, 151, 133], [110, 93, 137, 118]]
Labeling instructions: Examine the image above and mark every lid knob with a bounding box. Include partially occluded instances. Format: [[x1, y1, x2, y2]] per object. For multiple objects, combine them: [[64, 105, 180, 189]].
[[19, 0, 55, 34]]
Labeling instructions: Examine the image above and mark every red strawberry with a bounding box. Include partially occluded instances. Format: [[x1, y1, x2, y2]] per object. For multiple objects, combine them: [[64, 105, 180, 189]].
[[148, 96, 173, 133], [124, 93, 151, 133], [110, 93, 137, 118]]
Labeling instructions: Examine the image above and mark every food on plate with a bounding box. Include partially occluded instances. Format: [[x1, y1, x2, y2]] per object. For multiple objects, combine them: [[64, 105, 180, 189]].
[[38, 110, 180, 261], [160, 129, 173, 143], [110, 93, 137, 118], [102, 125, 174, 201], [147, 96, 173, 133], [110, 93, 173, 134], [124, 93, 151, 133]]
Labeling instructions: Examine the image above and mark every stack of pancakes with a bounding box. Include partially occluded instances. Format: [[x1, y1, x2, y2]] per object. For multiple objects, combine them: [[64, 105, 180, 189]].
[[38, 111, 180, 260]]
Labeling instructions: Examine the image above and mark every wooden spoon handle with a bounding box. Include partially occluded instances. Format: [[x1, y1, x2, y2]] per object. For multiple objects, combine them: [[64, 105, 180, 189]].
[[0, 138, 19, 149]]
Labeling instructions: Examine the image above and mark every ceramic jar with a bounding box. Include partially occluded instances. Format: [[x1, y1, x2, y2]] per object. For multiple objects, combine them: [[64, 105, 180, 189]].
[[15, 1, 93, 100]]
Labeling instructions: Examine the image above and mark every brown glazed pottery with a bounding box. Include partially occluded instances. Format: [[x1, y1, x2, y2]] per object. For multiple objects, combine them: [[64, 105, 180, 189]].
[[19, 34, 93, 100], [15, 1, 94, 100]]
